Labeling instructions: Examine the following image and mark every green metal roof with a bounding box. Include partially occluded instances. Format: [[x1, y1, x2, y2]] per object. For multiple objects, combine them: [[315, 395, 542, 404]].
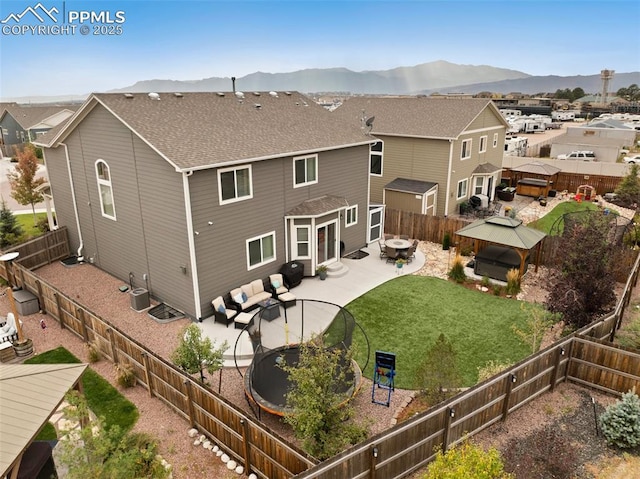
[[455, 216, 546, 250]]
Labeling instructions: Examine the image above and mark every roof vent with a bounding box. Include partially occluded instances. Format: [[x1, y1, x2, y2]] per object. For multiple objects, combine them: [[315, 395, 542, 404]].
[[269, 91, 278, 98], [173, 92, 183, 98], [216, 92, 225, 97], [253, 92, 261, 96], [235, 91, 245, 99], [254, 103, 262, 110], [148, 92, 160, 101], [124, 93, 134, 99], [284, 91, 292, 96]]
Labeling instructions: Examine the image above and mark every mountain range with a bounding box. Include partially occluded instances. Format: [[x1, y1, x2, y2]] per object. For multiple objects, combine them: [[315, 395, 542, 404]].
[[4, 61, 639, 103]]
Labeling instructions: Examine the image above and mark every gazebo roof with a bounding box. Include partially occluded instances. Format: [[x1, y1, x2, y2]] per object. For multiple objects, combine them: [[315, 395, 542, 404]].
[[0, 363, 87, 476], [455, 216, 547, 250], [510, 162, 560, 176]]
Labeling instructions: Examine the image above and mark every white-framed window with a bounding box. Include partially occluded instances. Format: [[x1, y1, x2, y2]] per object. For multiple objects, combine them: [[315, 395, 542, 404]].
[[345, 205, 358, 227], [218, 165, 252, 204], [479, 135, 487, 153], [95, 159, 116, 220], [493, 133, 499, 148], [294, 226, 310, 259], [370, 141, 383, 176], [457, 178, 468, 200], [474, 176, 485, 195], [246, 231, 276, 269], [293, 154, 318, 187], [461, 139, 472, 160]]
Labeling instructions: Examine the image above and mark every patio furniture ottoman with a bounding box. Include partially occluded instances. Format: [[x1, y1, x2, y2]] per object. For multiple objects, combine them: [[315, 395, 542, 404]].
[[234, 312, 254, 330], [278, 292, 296, 309]]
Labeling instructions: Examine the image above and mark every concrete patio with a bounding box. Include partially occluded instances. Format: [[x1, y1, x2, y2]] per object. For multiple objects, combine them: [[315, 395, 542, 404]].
[[199, 244, 426, 367]]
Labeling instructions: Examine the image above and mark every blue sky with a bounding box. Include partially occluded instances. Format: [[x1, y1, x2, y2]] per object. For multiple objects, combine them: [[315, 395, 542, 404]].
[[1, 0, 639, 99]]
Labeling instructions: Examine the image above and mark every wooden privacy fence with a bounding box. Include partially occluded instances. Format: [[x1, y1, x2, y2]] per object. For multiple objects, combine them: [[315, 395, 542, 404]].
[[3, 226, 640, 479], [501, 170, 623, 196], [10, 263, 316, 479]]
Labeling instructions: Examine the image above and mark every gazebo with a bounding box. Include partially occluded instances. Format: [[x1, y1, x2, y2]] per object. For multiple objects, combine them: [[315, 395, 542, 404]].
[[509, 162, 561, 198], [455, 216, 547, 280], [1, 363, 88, 477]]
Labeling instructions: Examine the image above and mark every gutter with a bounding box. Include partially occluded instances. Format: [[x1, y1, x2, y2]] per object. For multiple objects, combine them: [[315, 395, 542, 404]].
[[61, 142, 84, 260]]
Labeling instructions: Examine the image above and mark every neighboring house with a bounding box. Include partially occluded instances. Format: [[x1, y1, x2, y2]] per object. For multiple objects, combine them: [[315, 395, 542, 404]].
[[332, 97, 509, 217], [34, 92, 374, 321], [0, 104, 76, 156]]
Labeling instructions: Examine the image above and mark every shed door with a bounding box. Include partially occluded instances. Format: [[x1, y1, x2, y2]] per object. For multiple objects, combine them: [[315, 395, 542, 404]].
[[368, 205, 384, 243]]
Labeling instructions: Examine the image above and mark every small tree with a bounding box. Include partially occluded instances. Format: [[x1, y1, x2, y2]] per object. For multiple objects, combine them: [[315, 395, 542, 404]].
[[7, 144, 45, 223], [58, 390, 170, 479], [613, 163, 640, 208], [546, 212, 617, 329], [171, 324, 227, 383], [599, 388, 640, 449], [424, 440, 513, 479], [512, 303, 560, 354], [281, 337, 366, 460], [0, 199, 23, 248], [415, 333, 462, 404]]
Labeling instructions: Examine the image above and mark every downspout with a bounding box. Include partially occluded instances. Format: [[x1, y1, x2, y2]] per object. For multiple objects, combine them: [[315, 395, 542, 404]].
[[61, 142, 84, 260], [183, 171, 202, 320], [444, 139, 454, 216]]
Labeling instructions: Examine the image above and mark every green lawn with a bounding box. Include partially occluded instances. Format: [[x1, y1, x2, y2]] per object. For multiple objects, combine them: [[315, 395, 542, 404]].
[[15, 212, 47, 238], [527, 201, 601, 235], [25, 347, 139, 432], [346, 275, 531, 389]]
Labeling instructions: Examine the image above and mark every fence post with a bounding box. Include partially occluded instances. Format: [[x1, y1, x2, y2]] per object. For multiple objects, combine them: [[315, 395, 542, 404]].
[[107, 328, 118, 364], [78, 308, 89, 342], [35, 280, 46, 314], [184, 380, 196, 427], [369, 444, 379, 479], [502, 374, 517, 421], [442, 407, 455, 451], [44, 232, 51, 264], [550, 346, 566, 392], [142, 352, 153, 398], [564, 339, 575, 383], [54, 292, 65, 330], [240, 419, 252, 475]]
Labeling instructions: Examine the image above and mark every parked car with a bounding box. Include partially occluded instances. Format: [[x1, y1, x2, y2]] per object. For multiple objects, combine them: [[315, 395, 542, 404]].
[[623, 154, 640, 164], [557, 151, 597, 161]]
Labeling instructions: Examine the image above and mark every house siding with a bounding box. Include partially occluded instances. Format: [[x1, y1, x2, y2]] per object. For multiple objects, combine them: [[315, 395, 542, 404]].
[[45, 105, 194, 316], [0, 114, 23, 149], [372, 135, 451, 216], [191, 145, 369, 318], [385, 189, 423, 214]]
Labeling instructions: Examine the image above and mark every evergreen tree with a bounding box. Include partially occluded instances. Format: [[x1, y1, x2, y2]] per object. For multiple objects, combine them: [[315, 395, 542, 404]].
[[415, 333, 462, 404], [614, 163, 640, 208], [0, 199, 23, 248], [7, 144, 45, 223]]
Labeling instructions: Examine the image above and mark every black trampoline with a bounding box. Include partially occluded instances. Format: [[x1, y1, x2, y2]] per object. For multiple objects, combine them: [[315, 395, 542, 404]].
[[234, 299, 368, 418]]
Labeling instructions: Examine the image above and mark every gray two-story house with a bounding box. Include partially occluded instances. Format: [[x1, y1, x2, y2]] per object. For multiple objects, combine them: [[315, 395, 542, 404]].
[[0, 104, 75, 156], [333, 97, 509, 217], [35, 92, 374, 321]]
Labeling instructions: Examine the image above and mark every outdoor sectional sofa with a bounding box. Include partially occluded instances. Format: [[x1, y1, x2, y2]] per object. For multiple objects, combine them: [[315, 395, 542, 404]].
[[229, 279, 273, 312]]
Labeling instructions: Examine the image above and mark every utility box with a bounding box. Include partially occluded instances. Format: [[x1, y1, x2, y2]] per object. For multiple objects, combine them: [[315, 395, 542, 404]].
[[130, 288, 150, 311], [13, 289, 40, 316]]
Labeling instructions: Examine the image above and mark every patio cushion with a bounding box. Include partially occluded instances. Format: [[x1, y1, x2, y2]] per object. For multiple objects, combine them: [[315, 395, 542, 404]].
[[241, 284, 254, 298], [250, 279, 265, 296]]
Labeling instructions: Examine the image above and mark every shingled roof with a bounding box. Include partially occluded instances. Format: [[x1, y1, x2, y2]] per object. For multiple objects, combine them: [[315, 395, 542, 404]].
[[1, 104, 76, 129], [332, 96, 508, 139], [38, 92, 373, 172]]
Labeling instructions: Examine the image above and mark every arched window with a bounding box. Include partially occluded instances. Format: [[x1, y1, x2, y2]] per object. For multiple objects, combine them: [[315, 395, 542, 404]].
[[95, 160, 116, 220]]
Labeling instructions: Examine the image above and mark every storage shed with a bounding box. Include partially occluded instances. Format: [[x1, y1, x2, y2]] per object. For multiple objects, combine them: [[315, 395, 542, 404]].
[[383, 178, 438, 215], [455, 216, 547, 280]]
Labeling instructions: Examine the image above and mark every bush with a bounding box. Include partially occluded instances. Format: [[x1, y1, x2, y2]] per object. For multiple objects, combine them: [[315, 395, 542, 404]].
[[442, 232, 451, 250], [599, 388, 640, 449], [481, 275, 491, 288], [35, 216, 50, 233], [424, 440, 513, 478], [616, 315, 640, 349], [115, 362, 136, 388], [86, 341, 101, 363], [447, 255, 466, 284], [505, 268, 520, 296], [459, 244, 473, 256]]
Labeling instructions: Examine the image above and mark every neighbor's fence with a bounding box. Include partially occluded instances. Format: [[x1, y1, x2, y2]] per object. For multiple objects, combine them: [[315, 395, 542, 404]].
[[502, 170, 623, 196], [3, 226, 640, 479]]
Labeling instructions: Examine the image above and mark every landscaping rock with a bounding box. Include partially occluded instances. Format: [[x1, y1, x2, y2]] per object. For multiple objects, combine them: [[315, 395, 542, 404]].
[[221, 453, 230, 463], [227, 459, 237, 470], [235, 465, 244, 474], [187, 428, 198, 438]]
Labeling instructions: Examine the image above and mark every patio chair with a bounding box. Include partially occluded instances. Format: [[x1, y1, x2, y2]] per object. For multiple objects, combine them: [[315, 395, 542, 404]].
[[400, 244, 416, 263], [0, 313, 19, 344], [211, 296, 239, 327], [384, 234, 394, 240], [399, 235, 410, 240], [378, 240, 388, 259], [269, 273, 296, 308], [385, 247, 399, 263]]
